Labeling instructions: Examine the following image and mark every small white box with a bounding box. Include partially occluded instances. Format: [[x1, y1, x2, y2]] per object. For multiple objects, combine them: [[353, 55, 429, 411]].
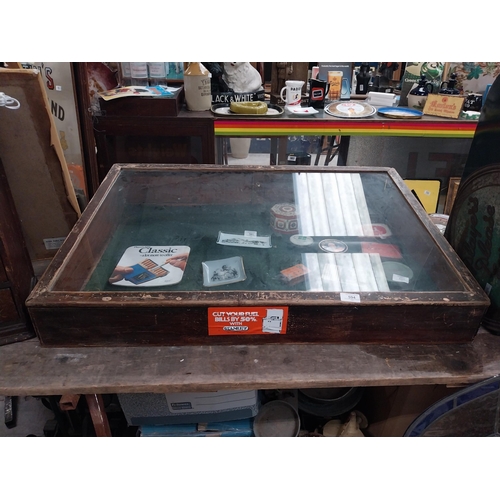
[[119, 390, 259, 426], [366, 91, 398, 107]]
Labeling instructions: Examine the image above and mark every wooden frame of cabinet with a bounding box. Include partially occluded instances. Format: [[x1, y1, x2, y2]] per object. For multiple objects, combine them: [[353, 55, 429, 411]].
[[0, 159, 36, 345]]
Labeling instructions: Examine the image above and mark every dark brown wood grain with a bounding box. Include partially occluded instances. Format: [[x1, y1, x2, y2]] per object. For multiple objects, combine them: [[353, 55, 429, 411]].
[[98, 89, 185, 117], [27, 300, 486, 348], [1, 328, 500, 397], [92, 114, 216, 185]]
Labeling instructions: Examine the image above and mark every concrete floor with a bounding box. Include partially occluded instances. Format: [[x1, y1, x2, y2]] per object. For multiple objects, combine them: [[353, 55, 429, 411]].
[[0, 395, 54, 437]]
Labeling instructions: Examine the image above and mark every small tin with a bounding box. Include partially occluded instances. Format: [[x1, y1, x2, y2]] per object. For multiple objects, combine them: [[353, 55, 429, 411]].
[[290, 234, 314, 247], [368, 223, 392, 238], [383, 261, 414, 285], [319, 239, 348, 253], [253, 400, 301, 437], [270, 203, 299, 235]]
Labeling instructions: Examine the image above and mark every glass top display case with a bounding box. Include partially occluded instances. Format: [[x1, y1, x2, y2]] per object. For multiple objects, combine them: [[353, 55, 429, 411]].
[[27, 164, 489, 347]]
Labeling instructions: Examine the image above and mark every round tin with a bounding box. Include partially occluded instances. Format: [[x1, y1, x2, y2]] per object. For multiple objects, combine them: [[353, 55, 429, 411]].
[[270, 203, 299, 234], [253, 400, 300, 437], [290, 234, 314, 246], [319, 239, 348, 253], [382, 261, 414, 284]]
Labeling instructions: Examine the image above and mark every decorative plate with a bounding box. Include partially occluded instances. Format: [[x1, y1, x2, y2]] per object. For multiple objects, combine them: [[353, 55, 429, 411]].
[[377, 107, 423, 119], [202, 256, 246, 287], [319, 239, 348, 253], [324, 101, 376, 119], [211, 103, 284, 117]]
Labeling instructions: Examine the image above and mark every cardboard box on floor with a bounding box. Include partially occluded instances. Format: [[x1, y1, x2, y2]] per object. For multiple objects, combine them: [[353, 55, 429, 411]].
[[0, 68, 81, 271], [360, 385, 458, 437]]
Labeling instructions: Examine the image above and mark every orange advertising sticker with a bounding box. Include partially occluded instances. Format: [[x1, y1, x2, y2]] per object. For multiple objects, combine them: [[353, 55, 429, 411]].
[[208, 307, 288, 336]]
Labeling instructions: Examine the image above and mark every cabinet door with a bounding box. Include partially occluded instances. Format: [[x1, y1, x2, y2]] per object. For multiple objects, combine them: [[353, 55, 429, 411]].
[[94, 115, 216, 186]]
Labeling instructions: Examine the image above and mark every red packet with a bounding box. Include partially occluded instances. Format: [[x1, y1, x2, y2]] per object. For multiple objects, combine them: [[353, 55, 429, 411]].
[[361, 242, 402, 258], [280, 263, 309, 285]]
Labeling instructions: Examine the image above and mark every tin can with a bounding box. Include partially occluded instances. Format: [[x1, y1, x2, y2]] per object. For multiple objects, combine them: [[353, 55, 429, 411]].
[[253, 400, 300, 437], [270, 203, 299, 234]]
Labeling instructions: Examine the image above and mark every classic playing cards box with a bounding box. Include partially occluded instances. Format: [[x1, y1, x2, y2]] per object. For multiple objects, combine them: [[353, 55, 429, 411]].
[[109, 245, 190, 287]]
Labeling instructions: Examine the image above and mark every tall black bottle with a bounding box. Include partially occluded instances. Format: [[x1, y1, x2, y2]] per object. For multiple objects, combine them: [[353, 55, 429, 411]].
[[355, 63, 371, 95]]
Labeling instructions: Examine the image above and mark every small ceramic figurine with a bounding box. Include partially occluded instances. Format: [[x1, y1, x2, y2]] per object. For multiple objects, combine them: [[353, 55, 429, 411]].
[[202, 62, 231, 93], [222, 62, 263, 93]]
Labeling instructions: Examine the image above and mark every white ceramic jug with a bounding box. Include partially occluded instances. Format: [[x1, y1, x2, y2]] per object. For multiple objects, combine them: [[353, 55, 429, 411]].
[[184, 62, 212, 111]]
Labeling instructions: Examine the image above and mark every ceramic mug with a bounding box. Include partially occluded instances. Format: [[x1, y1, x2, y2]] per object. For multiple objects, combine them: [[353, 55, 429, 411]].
[[308, 79, 330, 109], [280, 80, 304, 106], [463, 93, 483, 112], [327, 71, 348, 101]]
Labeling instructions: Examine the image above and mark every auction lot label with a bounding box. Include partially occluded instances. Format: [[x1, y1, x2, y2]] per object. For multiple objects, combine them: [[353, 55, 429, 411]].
[[208, 307, 288, 336]]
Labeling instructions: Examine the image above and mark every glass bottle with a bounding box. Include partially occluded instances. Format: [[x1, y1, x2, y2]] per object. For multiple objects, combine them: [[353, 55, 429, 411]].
[[439, 73, 460, 95], [355, 63, 371, 95]]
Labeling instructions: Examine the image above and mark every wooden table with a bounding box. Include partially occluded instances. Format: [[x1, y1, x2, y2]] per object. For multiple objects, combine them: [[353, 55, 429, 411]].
[[213, 110, 478, 165], [2, 327, 499, 398]]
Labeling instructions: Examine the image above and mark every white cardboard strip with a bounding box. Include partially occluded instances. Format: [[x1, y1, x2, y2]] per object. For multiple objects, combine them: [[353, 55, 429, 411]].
[[322, 173, 347, 236], [350, 173, 374, 236], [317, 252, 342, 291]]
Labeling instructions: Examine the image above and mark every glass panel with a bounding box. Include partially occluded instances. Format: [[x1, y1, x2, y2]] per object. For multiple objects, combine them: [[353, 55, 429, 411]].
[[51, 169, 466, 293]]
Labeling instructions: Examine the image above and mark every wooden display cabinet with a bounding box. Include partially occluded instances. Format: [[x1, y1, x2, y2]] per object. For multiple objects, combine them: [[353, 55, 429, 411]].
[[26, 164, 489, 347]]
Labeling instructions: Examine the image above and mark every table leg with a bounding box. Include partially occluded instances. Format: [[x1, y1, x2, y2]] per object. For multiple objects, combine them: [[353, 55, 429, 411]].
[[215, 137, 225, 164], [314, 136, 325, 165], [337, 135, 350, 166], [278, 137, 288, 165], [270, 137, 278, 165], [85, 394, 111, 437]]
